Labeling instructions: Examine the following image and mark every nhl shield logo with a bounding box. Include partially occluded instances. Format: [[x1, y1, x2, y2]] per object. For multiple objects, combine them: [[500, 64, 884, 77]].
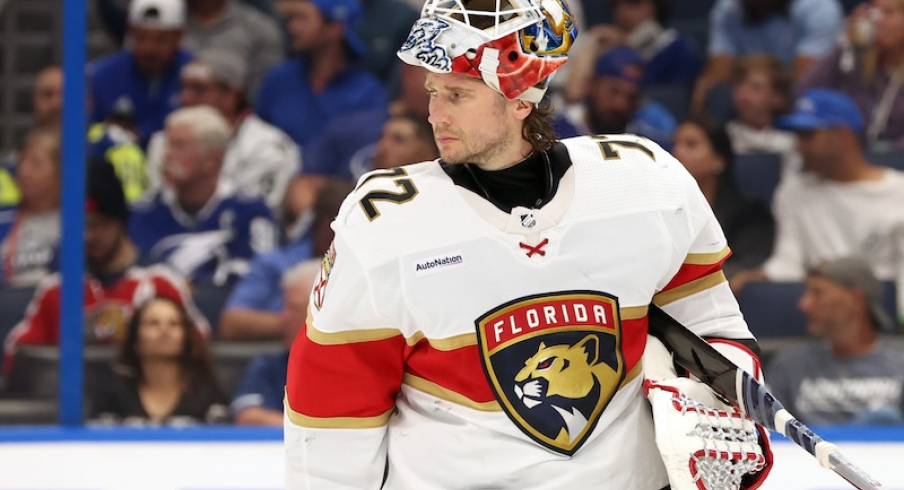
[[475, 291, 625, 456]]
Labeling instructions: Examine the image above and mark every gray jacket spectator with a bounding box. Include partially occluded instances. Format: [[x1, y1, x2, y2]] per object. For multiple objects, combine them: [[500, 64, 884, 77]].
[[182, 0, 284, 97], [766, 257, 904, 426]]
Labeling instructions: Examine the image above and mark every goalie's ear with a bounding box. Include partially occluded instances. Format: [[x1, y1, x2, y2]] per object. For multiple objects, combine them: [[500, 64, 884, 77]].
[[642, 335, 678, 382]]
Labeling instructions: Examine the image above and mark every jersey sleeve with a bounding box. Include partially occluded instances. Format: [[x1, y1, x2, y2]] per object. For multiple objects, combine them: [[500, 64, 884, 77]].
[[652, 155, 757, 343], [285, 226, 405, 490]]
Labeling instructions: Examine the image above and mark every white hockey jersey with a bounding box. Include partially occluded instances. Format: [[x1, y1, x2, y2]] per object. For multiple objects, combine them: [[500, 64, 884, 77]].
[[285, 135, 757, 490]]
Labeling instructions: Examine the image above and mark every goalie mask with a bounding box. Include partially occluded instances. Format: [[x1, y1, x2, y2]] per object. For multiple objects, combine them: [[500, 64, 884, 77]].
[[397, 0, 578, 103]]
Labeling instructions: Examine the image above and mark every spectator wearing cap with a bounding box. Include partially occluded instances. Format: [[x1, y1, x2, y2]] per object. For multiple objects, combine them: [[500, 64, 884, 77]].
[[254, 0, 388, 148], [182, 0, 283, 97], [765, 256, 904, 426], [559, 46, 677, 150], [89, 0, 194, 146], [129, 106, 276, 286], [145, 49, 300, 213], [731, 89, 904, 317], [691, 0, 843, 114], [3, 159, 209, 376]]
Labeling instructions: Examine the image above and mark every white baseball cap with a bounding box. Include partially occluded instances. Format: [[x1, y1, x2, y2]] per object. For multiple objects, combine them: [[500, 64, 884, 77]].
[[129, 0, 186, 30]]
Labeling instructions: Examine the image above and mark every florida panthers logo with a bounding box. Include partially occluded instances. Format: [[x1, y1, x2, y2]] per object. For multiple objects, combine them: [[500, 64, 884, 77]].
[[476, 291, 625, 455]]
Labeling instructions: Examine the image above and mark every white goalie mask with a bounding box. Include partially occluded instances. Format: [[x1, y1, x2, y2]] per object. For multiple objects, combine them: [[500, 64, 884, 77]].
[[397, 0, 579, 103]]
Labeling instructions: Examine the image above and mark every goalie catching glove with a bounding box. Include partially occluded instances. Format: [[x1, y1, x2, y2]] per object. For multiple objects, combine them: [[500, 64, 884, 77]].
[[643, 336, 772, 490]]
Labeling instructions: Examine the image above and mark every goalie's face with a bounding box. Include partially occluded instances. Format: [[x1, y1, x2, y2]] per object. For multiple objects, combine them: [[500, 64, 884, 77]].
[[425, 71, 532, 170]]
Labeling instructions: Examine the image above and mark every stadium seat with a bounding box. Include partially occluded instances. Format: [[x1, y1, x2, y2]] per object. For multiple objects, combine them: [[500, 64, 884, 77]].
[[738, 282, 809, 338], [840, 0, 869, 14], [866, 150, 904, 171], [732, 153, 782, 205], [192, 283, 234, 336], [668, 18, 709, 55], [0, 398, 58, 425], [0, 287, 36, 346], [671, 0, 718, 21], [645, 83, 690, 123], [6, 345, 115, 399], [211, 341, 284, 397]]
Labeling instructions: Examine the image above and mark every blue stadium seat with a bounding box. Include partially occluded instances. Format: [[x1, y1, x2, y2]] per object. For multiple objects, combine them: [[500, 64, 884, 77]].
[[671, 0, 718, 21], [645, 83, 690, 123], [732, 153, 782, 205], [840, 0, 869, 14], [739, 282, 809, 338], [866, 150, 904, 171], [0, 287, 35, 346], [668, 18, 710, 55], [191, 283, 234, 336]]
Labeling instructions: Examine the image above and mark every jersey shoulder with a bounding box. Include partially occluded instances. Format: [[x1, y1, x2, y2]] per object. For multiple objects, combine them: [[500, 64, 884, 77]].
[[334, 161, 448, 229]]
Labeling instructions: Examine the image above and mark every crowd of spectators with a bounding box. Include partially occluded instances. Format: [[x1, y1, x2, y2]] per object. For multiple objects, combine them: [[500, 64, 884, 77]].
[[1, 0, 903, 426]]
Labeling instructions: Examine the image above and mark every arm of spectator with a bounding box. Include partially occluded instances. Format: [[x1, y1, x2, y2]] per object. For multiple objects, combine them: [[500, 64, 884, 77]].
[[218, 251, 283, 340], [793, 0, 843, 80], [690, 0, 737, 114], [2, 279, 59, 375], [219, 309, 282, 341], [234, 405, 284, 426], [284, 174, 328, 236], [690, 55, 734, 115], [562, 25, 624, 104], [231, 354, 286, 426]]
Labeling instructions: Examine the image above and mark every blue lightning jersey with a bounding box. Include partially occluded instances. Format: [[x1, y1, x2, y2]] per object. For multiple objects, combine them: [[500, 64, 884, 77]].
[[128, 184, 276, 286]]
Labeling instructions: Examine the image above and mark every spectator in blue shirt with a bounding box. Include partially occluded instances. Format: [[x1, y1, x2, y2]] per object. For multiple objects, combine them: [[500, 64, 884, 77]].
[[129, 106, 276, 286], [89, 0, 194, 146], [255, 0, 388, 148], [231, 258, 320, 426], [691, 0, 843, 113]]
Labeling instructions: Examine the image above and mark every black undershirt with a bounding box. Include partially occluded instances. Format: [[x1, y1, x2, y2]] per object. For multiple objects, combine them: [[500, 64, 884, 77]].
[[441, 142, 573, 213]]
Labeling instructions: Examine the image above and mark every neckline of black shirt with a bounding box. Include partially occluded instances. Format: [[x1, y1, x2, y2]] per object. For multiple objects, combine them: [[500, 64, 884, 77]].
[[441, 142, 573, 213]]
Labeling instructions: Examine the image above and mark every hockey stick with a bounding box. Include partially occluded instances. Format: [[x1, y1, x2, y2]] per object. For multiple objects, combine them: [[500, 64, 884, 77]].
[[647, 304, 887, 490]]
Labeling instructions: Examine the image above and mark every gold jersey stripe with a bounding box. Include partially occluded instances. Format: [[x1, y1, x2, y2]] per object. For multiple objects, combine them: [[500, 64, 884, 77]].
[[285, 401, 394, 429], [620, 305, 648, 320], [305, 322, 402, 345], [652, 270, 727, 306], [406, 331, 478, 350], [684, 246, 731, 265], [403, 373, 502, 411]]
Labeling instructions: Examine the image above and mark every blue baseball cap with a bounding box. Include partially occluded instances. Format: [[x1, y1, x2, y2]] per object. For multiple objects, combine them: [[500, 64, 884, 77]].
[[775, 89, 865, 133], [308, 0, 367, 57], [594, 46, 645, 85]]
